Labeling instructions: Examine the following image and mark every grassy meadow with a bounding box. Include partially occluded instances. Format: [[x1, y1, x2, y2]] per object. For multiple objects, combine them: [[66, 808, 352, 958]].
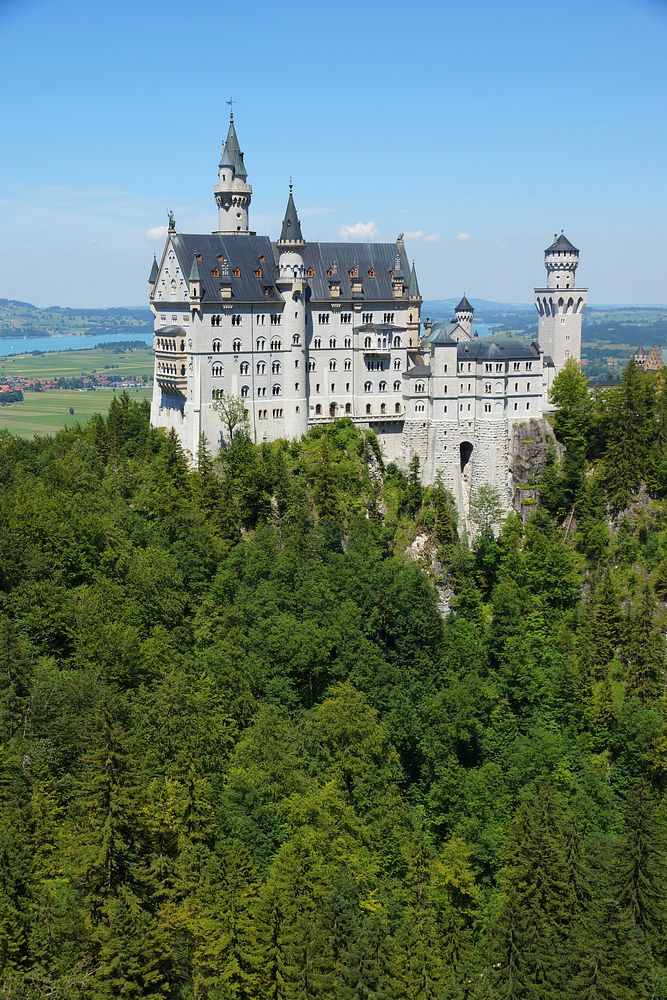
[[0, 386, 153, 438], [0, 346, 154, 380]]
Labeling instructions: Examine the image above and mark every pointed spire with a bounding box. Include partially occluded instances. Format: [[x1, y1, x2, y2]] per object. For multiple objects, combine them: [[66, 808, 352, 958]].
[[278, 184, 304, 247], [189, 254, 202, 282], [409, 261, 420, 298], [219, 111, 247, 180], [455, 294, 473, 313], [148, 255, 159, 284]]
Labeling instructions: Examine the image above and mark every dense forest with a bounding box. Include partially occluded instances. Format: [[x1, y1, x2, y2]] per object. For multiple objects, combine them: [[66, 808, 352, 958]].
[[0, 358, 666, 999]]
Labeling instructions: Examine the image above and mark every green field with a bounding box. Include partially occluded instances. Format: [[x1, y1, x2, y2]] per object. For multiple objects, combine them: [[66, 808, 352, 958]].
[[0, 387, 153, 438], [0, 346, 154, 380]]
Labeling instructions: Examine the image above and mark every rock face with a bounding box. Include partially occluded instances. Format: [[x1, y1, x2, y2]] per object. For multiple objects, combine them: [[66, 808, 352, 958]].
[[509, 418, 559, 517]]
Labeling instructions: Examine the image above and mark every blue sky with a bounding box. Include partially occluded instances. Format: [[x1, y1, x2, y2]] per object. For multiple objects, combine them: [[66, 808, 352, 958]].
[[1, 0, 666, 307]]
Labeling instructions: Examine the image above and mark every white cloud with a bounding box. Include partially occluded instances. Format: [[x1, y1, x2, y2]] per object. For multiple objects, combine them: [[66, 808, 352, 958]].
[[146, 225, 168, 241], [403, 229, 440, 243], [340, 220, 378, 239], [457, 232, 471, 241]]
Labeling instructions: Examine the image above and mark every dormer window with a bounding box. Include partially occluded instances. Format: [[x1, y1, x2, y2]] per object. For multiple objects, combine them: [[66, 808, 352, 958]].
[[368, 267, 376, 278], [212, 267, 219, 278], [327, 267, 333, 278], [307, 267, 314, 278], [348, 268, 356, 278], [255, 268, 263, 278], [233, 267, 241, 278]]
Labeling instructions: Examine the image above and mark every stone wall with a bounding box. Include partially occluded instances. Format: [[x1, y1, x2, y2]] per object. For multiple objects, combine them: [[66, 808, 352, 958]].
[[509, 417, 558, 516]]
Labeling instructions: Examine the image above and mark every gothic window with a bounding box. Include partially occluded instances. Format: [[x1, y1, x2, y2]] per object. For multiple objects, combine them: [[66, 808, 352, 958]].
[[345, 403, 352, 414], [314, 338, 321, 349], [239, 362, 249, 376], [233, 339, 242, 353], [395, 402, 401, 413], [271, 339, 282, 351], [393, 380, 401, 391], [257, 361, 266, 374], [393, 358, 401, 370], [364, 381, 372, 392], [292, 334, 300, 345], [256, 337, 266, 351], [212, 339, 221, 353], [344, 337, 351, 348], [415, 402, 425, 413], [272, 360, 281, 374], [315, 404, 322, 414], [362, 313, 372, 324], [366, 403, 372, 414], [393, 336, 401, 348], [341, 313, 352, 324], [329, 360, 337, 372], [318, 313, 330, 325], [308, 360, 316, 372], [415, 382, 425, 393], [270, 314, 281, 325], [231, 314, 242, 326], [329, 338, 336, 349], [379, 380, 387, 392], [380, 403, 386, 414], [241, 385, 249, 397], [364, 336, 372, 348], [272, 384, 281, 396], [212, 364, 223, 377], [257, 386, 266, 397], [344, 359, 352, 371]]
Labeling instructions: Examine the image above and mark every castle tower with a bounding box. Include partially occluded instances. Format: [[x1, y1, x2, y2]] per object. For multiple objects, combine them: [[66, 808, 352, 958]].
[[454, 295, 474, 338], [276, 184, 308, 437], [534, 233, 587, 374], [407, 261, 422, 347], [213, 111, 253, 234]]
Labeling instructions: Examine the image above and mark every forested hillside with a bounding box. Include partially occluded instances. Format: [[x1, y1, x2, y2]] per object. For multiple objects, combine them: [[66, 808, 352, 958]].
[[0, 361, 666, 999]]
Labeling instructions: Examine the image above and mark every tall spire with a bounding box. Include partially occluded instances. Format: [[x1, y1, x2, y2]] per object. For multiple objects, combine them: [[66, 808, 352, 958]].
[[278, 182, 305, 247], [409, 261, 421, 298], [219, 112, 247, 180], [214, 106, 252, 234]]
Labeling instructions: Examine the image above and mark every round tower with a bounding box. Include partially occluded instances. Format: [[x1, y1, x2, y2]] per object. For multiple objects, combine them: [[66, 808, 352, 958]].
[[454, 295, 474, 338], [276, 184, 309, 437], [534, 232, 587, 376], [213, 111, 253, 234]]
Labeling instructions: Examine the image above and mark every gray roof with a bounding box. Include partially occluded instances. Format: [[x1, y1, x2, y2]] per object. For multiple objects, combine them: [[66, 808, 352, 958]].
[[409, 262, 420, 298], [279, 190, 304, 245], [188, 255, 203, 282], [423, 321, 465, 345], [545, 233, 578, 255], [456, 340, 540, 361], [404, 364, 432, 378], [149, 255, 159, 283], [168, 234, 412, 304], [219, 117, 247, 180], [455, 294, 473, 313]]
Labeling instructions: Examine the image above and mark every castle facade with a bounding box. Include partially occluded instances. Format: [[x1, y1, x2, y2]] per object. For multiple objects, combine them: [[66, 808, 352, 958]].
[[149, 114, 586, 516]]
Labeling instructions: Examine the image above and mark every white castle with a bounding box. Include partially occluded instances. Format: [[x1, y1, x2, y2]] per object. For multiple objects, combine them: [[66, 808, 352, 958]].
[[149, 113, 587, 516]]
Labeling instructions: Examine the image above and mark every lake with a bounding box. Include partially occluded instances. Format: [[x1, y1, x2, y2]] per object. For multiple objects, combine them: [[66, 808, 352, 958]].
[[0, 331, 153, 357]]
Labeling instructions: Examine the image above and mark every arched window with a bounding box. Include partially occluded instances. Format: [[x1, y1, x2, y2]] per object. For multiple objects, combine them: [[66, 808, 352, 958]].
[[212, 338, 221, 352], [393, 358, 401, 370], [366, 403, 372, 414], [344, 337, 351, 349], [256, 337, 266, 351], [271, 339, 281, 351], [415, 402, 425, 413], [180, 364, 186, 376], [364, 380, 372, 393], [308, 360, 316, 372], [364, 336, 371, 348], [241, 385, 249, 397], [292, 333, 300, 345], [315, 403, 322, 415], [415, 381, 425, 393], [212, 364, 223, 377], [395, 402, 401, 413], [379, 380, 387, 392], [329, 359, 337, 372], [314, 337, 321, 349], [345, 403, 352, 414], [240, 361, 249, 375], [393, 380, 401, 391], [272, 384, 281, 396], [344, 359, 352, 371], [257, 361, 266, 374], [272, 360, 281, 374], [329, 338, 336, 349], [233, 339, 242, 353], [393, 336, 401, 348], [380, 403, 386, 414]]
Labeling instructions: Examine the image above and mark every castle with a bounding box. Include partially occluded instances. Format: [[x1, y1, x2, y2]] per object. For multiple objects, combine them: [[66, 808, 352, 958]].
[[149, 113, 587, 517]]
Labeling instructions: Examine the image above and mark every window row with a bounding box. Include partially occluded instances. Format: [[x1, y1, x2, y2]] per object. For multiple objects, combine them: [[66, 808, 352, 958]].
[[156, 337, 185, 352], [364, 380, 402, 392], [157, 362, 186, 376]]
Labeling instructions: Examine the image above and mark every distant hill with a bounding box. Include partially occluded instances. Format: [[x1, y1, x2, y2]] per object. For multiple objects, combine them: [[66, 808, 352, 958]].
[[0, 299, 152, 339]]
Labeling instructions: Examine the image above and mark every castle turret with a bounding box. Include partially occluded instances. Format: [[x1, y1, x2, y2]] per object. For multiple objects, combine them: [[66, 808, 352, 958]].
[[214, 111, 253, 234], [534, 232, 587, 375], [148, 255, 158, 299], [407, 261, 422, 346], [276, 184, 308, 437], [454, 295, 474, 338]]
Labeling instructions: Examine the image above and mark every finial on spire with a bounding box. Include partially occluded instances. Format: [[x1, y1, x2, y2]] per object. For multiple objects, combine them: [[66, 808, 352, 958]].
[[226, 97, 235, 121], [289, 176, 293, 194]]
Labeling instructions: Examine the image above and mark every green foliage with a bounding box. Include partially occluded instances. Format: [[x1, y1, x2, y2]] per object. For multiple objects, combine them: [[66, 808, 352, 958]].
[[0, 395, 665, 996]]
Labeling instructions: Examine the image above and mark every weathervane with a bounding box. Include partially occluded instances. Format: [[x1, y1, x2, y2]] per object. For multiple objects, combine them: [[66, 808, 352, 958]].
[[226, 96, 235, 121]]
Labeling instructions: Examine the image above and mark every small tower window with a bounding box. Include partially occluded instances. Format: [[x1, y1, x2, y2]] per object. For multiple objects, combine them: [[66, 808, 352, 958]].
[[233, 339, 242, 353], [306, 267, 314, 278], [233, 267, 241, 278]]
